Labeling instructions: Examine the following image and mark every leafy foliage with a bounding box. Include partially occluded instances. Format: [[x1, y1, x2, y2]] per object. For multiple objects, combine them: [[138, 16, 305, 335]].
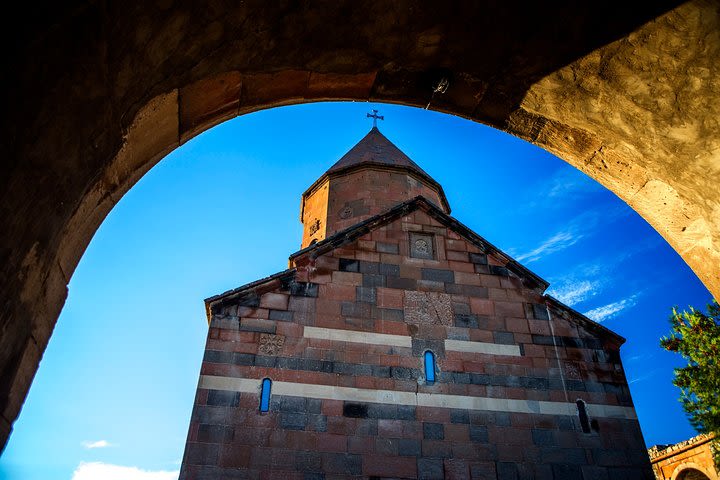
[[661, 301, 720, 468]]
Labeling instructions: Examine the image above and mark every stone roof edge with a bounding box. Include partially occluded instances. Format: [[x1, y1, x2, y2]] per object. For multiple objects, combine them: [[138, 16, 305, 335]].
[[543, 295, 626, 345], [203, 268, 297, 321], [300, 163, 451, 219], [289, 195, 549, 293], [647, 432, 716, 461]]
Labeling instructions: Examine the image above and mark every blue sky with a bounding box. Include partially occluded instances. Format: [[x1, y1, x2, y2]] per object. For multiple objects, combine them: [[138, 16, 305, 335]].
[[0, 102, 712, 479]]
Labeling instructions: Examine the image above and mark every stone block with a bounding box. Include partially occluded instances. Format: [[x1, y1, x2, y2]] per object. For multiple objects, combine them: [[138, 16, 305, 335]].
[[197, 424, 234, 443], [470, 425, 489, 443], [295, 451, 322, 473], [450, 409, 470, 424], [207, 390, 240, 407], [454, 314, 479, 328], [531, 428, 556, 446], [386, 276, 417, 289], [268, 310, 293, 322], [378, 262, 401, 276], [356, 286, 376, 303], [339, 258, 360, 272], [423, 422, 445, 440], [321, 453, 362, 475], [289, 281, 319, 297], [421, 268, 455, 283], [532, 303, 550, 320], [239, 318, 276, 334], [377, 242, 399, 254], [496, 462, 518, 480], [362, 274, 386, 287], [469, 253, 488, 265], [551, 463, 583, 480], [418, 457, 445, 479], [398, 438, 421, 456], [280, 413, 308, 430], [493, 331, 515, 345]]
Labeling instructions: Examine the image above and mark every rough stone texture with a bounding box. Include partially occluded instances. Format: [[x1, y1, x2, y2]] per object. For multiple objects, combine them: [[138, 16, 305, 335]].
[[1, 0, 717, 450], [648, 433, 719, 480]]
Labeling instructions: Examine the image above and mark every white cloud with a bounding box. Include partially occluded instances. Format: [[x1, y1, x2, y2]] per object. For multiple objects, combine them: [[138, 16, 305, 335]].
[[547, 280, 602, 306], [514, 230, 583, 263], [584, 295, 639, 323], [72, 462, 178, 480], [81, 440, 113, 449]]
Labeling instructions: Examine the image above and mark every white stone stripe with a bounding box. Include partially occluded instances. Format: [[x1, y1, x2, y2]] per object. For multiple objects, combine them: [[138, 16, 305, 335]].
[[303, 326, 412, 348], [444, 339, 522, 357], [198, 375, 637, 420]]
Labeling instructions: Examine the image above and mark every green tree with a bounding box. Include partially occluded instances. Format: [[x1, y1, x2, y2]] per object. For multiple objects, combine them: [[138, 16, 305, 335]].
[[661, 300, 720, 468]]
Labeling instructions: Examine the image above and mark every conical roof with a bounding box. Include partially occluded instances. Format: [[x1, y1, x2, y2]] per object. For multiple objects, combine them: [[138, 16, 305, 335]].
[[303, 127, 449, 213], [326, 127, 435, 183]]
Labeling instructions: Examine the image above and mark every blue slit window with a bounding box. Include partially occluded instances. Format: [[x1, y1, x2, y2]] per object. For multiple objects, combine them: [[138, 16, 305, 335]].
[[260, 378, 272, 413], [424, 351, 436, 384]]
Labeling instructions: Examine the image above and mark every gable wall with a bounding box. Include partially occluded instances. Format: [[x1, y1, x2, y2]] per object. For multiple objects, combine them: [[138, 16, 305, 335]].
[[180, 210, 652, 479]]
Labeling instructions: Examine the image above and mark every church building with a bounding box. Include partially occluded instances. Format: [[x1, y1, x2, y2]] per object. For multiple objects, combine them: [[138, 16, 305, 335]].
[[179, 118, 653, 479]]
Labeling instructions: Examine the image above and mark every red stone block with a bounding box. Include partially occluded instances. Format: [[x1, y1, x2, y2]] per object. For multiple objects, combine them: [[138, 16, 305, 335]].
[[446, 250, 469, 262], [449, 260, 475, 273], [444, 424, 470, 442], [470, 298, 494, 315], [317, 433, 348, 452], [319, 284, 356, 302], [494, 301, 525, 318], [376, 287, 404, 308], [260, 293, 290, 310], [416, 407, 450, 423], [219, 444, 252, 468], [348, 436, 375, 454], [363, 455, 417, 478], [378, 419, 404, 438], [446, 238, 468, 251], [322, 399, 344, 417]]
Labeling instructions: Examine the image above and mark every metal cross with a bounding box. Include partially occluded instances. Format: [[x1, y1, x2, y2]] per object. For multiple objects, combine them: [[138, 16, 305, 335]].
[[367, 109, 384, 128]]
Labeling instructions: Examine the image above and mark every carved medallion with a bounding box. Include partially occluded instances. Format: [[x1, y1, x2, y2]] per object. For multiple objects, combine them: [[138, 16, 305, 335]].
[[410, 233, 434, 259], [309, 219, 321, 235], [258, 334, 285, 356], [339, 206, 353, 219], [564, 361, 583, 380]]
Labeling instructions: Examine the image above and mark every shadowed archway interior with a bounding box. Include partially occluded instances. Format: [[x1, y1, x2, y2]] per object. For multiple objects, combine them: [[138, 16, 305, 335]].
[[1, 0, 718, 450]]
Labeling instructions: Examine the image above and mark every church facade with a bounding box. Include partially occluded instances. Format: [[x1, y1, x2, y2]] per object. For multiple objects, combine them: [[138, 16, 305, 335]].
[[179, 126, 653, 479]]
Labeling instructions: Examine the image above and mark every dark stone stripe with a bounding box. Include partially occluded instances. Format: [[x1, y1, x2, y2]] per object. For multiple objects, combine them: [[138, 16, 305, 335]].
[[531, 334, 604, 350]]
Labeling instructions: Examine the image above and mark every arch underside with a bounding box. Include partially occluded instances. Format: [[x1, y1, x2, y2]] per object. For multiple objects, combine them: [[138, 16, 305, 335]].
[[1, 0, 718, 450]]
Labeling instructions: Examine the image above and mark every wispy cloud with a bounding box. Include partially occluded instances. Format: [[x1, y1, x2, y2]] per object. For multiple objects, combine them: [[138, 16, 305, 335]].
[[81, 440, 113, 449], [547, 280, 602, 306], [514, 230, 583, 263], [584, 294, 640, 323], [628, 369, 660, 384], [72, 462, 178, 480], [524, 168, 605, 209]]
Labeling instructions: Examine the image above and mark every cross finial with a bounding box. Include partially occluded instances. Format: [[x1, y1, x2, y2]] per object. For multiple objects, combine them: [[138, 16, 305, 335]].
[[367, 109, 384, 128]]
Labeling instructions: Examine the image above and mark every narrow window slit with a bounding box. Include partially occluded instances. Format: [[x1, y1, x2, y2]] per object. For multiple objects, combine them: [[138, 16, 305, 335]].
[[259, 378, 272, 413], [576, 399, 591, 433], [424, 351, 436, 384]]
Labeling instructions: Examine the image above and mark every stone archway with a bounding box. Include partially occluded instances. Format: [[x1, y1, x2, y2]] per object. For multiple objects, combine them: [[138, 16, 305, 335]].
[[1, 0, 718, 450], [672, 464, 716, 480]]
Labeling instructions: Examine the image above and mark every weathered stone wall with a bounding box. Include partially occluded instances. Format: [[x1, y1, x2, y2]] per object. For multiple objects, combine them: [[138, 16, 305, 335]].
[[181, 209, 652, 478]]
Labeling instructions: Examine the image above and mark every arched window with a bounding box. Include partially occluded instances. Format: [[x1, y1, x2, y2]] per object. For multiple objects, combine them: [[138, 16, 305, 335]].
[[260, 378, 272, 413], [576, 399, 591, 433], [424, 351, 436, 384]]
